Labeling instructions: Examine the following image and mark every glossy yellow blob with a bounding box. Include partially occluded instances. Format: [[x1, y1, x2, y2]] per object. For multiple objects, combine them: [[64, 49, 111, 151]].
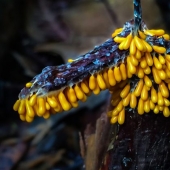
[[153, 56, 162, 70], [140, 56, 147, 69], [130, 39, 136, 55], [136, 49, 142, 59], [118, 108, 125, 124], [142, 40, 152, 52], [26, 115, 34, 123], [159, 82, 169, 98], [164, 98, 170, 106], [37, 97, 46, 115], [144, 30, 155, 36], [153, 45, 166, 54], [162, 34, 170, 40], [97, 74, 106, 90], [127, 64, 133, 78], [153, 105, 159, 114], [81, 81, 90, 94], [70, 101, 78, 108], [20, 115, 26, 121], [130, 55, 138, 66], [112, 107, 119, 116], [119, 40, 126, 50], [123, 34, 132, 50], [93, 83, 100, 95], [127, 56, 136, 74], [152, 67, 162, 84], [145, 52, 153, 66], [158, 55, 165, 64], [108, 68, 116, 86], [43, 111, 50, 119], [149, 100, 155, 110], [114, 67, 122, 82], [110, 116, 118, 124], [103, 70, 110, 88], [134, 79, 144, 97], [45, 102, 50, 110], [159, 106, 164, 111], [157, 69, 166, 80], [158, 91, 164, 106], [68, 87, 77, 103], [165, 67, 170, 78], [143, 66, 151, 75], [29, 94, 37, 106], [114, 36, 126, 43], [13, 100, 20, 111], [141, 85, 148, 101], [18, 100, 26, 114], [138, 98, 144, 115], [134, 36, 144, 51], [112, 28, 123, 37], [163, 107, 170, 117], [144, 100, 150, 113], [120, 84, 130, 98], [151, 87, 158, 103], [149, 29, 165, 36], [165, 59, 170, 71], [26, 82, 32, 88], [74, 85, 84, 100], [89, 75, 97, 90], [120, 63, 127, 80], [26, 100, 35, 117], [166, 55, 170, 62], [47, 97, 58, 108], [138, 30, 146, 39], [144, 75, 152, 87], [68, 59, 74, 63], [116, 100, 123, 112], [130, 93, 137, 108], [81, 94, 87, 102], [122, 93, 131, 107], [58, 92, 71, 111], [137, 66, 144, 78]]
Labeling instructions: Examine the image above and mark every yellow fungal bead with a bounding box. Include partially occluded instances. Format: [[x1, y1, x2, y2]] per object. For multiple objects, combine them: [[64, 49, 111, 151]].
[[142, 40, 152, 52], [68, 87, 77, 103], [108, 68, 116, 86], [118, 108, 125, 124], [144, 100, 150, 113], [144, 30, 155, 36], [164, 98, 170, 106], [114, 36, 126, 43], [152, 67, 162, 84], [13, 100, 20, 111], [127, 56, 136, 74], [29, 94, 37, 106], [112, 107, 119, 116], [163, 107, 170, 117], [165, 59, 170, 71], [145, 52, 153, 66], [153, 105, 159, 114], [143, 66, 151, 75], [136, 49, 142, 59], [26, 100, 35, 117], [45, 102, 50, 110], [74, 85, 84, 100], [81, 94, 87, 102], [153, 56, 162, 70], [149, 100, 155, 110], [134, 36, 144, 51], [112, 28, 123, 37], [158, 91, 164, 106], [116, 100, 123, 112], [138, 30, 146, 39], [70, 101, 79, 108], [127, 65, 133, 78], [166, 55, 170, 62], [138, 98, 144, 115], [162, 34, 170, 40], [26, 114, 34, 123], [37, 98, 46, 115], [119, 40, 126, 50], [137, 66, 144, 78], [157, 69, 166, 80], [158, 55, 165, 64], [81, 82, 90, 94], [18, 100, 26, 114], [89, 75, 97, 90], [93, 83, 100, 95], [141, 85, 148, 101], [130, 55, 138, 66], [120, 63, 127, 80], [165, 67, 170, 78], [120, 84, 130, 98], [153, 45, 166, 54], [26, 82, 32, 88], [20, 115, 26, 121], [68, 59, 74, 63], [144, 75, 152, 88], [123, 34, 132, 50], [130, 93, 137, 108], [110, 116, 118, 124], [158, 106, 164, 111], [111, 97, 121, 107], [58, 92, 71, 111], [134, 79, 144, 97], [43, 111, 50, 119], [130, 39, 136, 55], [114, 67, 122, 82], [97, 74, 106, 90], [122, 93, 131, 107], [150, 29, 165, 36], [47, 97, 58, 108], [151, 87, 158, 103], [159, 82, 169, 98], [103, 70, 110, 88], [140, 56, 147, 69]]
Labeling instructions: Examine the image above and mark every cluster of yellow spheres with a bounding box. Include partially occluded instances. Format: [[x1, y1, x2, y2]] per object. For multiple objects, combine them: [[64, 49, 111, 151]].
[[13, 26, 170, 124]]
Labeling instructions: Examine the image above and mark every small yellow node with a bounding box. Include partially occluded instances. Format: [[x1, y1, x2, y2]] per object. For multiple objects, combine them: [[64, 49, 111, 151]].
[[165, 59, 170, 70], [81, 82, 90, 94], [130, 55, 138, 66], [47, 97, 58, 108], [118, 108, 125, 124], [149, 100, 155, 110], [68, 87, 77, 103], [135, 49, 142, 59], [116, 100, 123, 112], [134, 36, 144, 51], [145, 52, 153, 66], [74, 85, 84, 100], [144, 75, 152, 87], [18, 100, 26, 114], [141, 85, 148, 101], [103, 70, 110, 88], [97, 74, 106, 90], [123, 34, 132, 50], [114, 67, 122, 82], [144, 30, 155, 36], [158, 91, 164, 106], [151, 87, 158, 103], [159, 82, 169, 98], [166, 55, 170, 62], [45, 102, 51, 110], [26, 115, 34, 123], [153, 105, 159, 114], [153, 56, 162, 70], [93, 83, 100, 95], [119, 40, 126, 50], [120, 64, 127, 80], [89, 75, 97, 90], [110, 116, 118, 124], [13, 100, 20, 111], [26, 100, 35, 117], [153, 45, 166, 54], [137, 66, 144, 78], [112, 28, 123, 37], [158, 55, 165, 64], [26, 82, 32, 88], [138, 30, 146, 39], [140, 56, 147, 69], [58, 92, 71, 111], [164, 98, 170, 107], [114, 36, 126, 43], [37, 97, 46, 115], [138, 98, 144, 115], [152, 67, 162, 84], [29, 94, 37, 106], [144, 99, 150, 113], [20, 115, 26, 121], [122, 93, 131, 107], [162, 34, 170, 40], [163, 107, 170, 117], [130, 93, 137, 108], [68, 59, 74, 63], [130, 39, 136, 55], [143, 66, 151, 75], [108, 68, 116, 86], [70, 101, 79, 108], [127, 56, 137, 74], [134, 79, 144, 97], [149, 29, 165, 36], [43, 111, 50, 119], [142, 40, 152, 52], [157, 69, 166, 80], [112, 107, 119, 116], [120, 84, 130, 98]]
